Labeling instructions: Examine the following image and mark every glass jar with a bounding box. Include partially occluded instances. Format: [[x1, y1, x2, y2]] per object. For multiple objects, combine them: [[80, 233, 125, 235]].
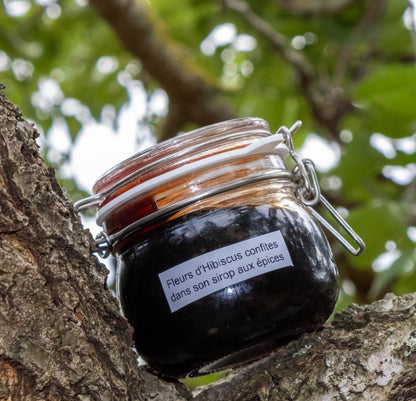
[[75, 118, 364, 378]]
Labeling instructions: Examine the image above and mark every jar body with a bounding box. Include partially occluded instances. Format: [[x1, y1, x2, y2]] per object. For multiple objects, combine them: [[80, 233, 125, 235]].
[[85, 118, 340, 378], [116, 181, 339, 377]]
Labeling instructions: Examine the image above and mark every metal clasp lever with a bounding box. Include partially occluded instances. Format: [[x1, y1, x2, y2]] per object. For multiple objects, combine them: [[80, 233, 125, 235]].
[[307, 196, 365, 256], [278, 121, 365, 256]]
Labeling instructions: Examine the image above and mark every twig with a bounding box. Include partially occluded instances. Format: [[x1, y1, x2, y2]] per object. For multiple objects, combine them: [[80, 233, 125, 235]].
[[89, 0, 234, 138], [407, 0, 416, 63], [221, 0, 352, 139], [220, 0, 313, 81], [276, 0, 359, 16], [333, 0, 386, 87]]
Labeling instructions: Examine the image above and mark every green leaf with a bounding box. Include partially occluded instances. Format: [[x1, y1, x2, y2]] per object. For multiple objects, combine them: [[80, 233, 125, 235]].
[[58, 178, 90, 204], [369, 250, 415, 300], [65, 116, 82, 141], [392, 250, 416, 296], [180, 370, 229, 390], [353, 65, 416, 136], [345, 200, 411, 269], [332, 132, 387, 203]]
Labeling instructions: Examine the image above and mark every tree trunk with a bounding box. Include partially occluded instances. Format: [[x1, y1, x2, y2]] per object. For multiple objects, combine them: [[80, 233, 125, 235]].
[[1, 91, 416, 400], [0, 90, 186, 400]]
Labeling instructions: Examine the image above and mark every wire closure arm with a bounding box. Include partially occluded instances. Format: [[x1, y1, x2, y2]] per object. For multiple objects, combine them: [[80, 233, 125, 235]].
[[308, 197, 366, 256], [278, 121, 365, 256]]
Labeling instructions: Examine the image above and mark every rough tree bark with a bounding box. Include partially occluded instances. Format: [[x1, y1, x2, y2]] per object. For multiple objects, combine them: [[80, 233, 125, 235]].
[[0, 89, 186, 401], [2, 92, 416, 400]]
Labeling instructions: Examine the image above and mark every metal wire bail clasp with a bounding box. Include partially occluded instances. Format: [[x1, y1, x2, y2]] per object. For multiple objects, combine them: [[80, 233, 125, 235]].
[[74, 201, 113, 258], [278, 121, 365, 256], [278, 122, 320, 207], [94, 231, 112, 259]]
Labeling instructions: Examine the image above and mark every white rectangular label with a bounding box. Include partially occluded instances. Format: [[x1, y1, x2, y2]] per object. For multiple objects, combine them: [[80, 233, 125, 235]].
[[158, 230, 293, 313]]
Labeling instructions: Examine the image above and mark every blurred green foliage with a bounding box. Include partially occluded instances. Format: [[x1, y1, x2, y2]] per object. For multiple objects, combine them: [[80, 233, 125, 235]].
[[1, 0, 415, 312]]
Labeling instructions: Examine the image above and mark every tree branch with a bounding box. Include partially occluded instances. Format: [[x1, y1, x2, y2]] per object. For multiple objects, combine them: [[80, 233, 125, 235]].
[[220, 0, 353, 139], [88, 0, 234, 140], [220, 0, 313, 80], [275, 0, 360, 16], [333, 0, 386, 87], [192, 293, 416, 400], [406, 0, 416, 62]]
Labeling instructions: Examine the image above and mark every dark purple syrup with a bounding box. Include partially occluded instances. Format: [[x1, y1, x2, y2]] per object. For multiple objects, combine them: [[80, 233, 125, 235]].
[[117, 204, 339, 378]]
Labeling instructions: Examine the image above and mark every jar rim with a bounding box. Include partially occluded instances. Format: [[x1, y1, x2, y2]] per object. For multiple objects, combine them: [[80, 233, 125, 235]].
[[93, 117, 271, 196], [73, 117, 293, 235], [95, 134, 289, 226], [74, 118, 274, 213]]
